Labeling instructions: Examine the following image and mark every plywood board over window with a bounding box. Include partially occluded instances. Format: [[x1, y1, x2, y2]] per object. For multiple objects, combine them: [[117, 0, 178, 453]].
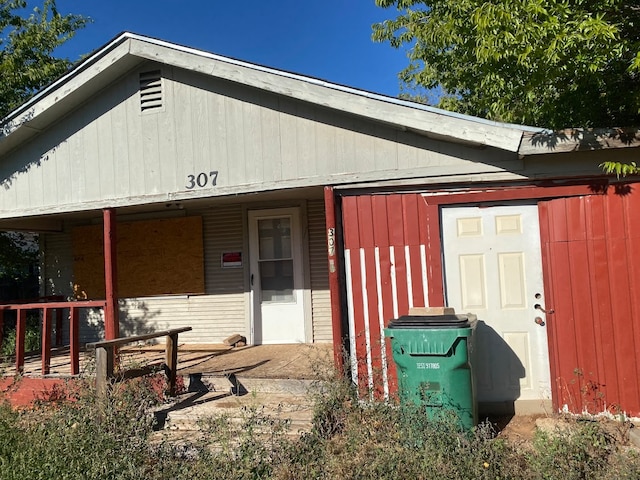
[[72, 216, 205, 299]]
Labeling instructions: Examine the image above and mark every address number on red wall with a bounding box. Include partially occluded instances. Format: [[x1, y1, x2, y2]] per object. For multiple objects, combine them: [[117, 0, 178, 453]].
[[186, 171, 219, 189]]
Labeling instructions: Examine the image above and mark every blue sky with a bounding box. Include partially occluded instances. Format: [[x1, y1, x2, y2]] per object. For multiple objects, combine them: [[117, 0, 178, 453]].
[[54, 0, 410, 97]]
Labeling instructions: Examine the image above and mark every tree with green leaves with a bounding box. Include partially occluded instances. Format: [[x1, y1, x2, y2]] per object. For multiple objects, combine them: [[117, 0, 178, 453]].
[[0, 0, 87, 298], [0, 0, 88, 120], [373, 0, 640, 130]]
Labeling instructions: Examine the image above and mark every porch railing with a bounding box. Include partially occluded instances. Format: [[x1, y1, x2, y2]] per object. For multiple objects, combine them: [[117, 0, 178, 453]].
[[87, 327, 192, 397], [0, 299, 107, 375]]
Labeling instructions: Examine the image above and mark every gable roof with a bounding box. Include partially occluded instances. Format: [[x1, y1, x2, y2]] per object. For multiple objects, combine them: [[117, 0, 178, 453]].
[[0, 32, 544, 158]]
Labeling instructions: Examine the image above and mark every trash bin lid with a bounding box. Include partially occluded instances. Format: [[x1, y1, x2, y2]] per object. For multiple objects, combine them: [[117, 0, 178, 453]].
[[386, 314, 470, 329]]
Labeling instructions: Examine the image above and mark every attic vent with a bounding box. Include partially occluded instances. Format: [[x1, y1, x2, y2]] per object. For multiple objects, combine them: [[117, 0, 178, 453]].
[[139, 70, 163, 112]]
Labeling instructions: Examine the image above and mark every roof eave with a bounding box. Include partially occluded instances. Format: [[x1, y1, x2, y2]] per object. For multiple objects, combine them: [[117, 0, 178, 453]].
[[1, 32, 539, 155], [518, 128, 640, 156]]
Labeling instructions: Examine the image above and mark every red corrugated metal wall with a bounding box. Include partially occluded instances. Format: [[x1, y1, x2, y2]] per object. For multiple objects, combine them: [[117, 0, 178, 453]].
[[540, 184, 640, 416], [341, 193, 432, 398]]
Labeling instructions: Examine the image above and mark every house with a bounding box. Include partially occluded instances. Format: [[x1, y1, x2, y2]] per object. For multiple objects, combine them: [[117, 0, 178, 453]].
[[1, 33, 639, 417]]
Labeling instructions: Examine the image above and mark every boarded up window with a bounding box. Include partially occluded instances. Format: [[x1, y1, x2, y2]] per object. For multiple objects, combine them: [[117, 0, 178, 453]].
[[72, 216, 205, 299]]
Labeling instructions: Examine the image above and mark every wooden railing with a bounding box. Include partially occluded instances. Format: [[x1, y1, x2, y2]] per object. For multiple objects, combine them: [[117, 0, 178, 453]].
[[87, 327, 192, 397], [0, 299, 107, 375]]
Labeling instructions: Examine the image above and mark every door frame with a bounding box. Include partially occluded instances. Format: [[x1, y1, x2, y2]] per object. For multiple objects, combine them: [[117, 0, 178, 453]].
[[246, 205, 312, 344], [421, 181, 608, 411]]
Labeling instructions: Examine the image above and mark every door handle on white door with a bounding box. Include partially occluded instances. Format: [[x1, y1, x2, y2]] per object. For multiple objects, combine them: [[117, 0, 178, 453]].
[[534, 304, 554, 315]]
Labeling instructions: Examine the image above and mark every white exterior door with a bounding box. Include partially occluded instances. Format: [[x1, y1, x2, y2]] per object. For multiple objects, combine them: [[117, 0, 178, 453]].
[[248, 208, 305, 344], [442, 205, 551, 409]]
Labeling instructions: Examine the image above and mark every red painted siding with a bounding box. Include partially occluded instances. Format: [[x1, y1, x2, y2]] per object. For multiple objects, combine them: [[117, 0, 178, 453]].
[[341, 193, 433, 397], [540, 184, 640, 416]]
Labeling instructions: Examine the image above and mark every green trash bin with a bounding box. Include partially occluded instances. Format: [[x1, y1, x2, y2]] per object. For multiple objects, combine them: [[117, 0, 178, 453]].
[[384, 314, 477, 430]]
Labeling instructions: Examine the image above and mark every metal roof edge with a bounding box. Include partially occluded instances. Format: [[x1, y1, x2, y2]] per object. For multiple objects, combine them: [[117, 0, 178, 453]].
[[1, 32, 133, 126]]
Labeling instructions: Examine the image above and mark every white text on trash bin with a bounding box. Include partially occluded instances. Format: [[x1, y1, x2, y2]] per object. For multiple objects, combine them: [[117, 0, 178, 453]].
[[416, 362, 440, 369]]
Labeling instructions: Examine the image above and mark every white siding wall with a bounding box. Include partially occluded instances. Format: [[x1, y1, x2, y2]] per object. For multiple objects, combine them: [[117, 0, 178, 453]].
[[307, 199, 332, 342], [0, 64, 519, 219]]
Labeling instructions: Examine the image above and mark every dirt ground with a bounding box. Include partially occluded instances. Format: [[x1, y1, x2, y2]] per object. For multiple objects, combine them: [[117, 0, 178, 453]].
[[490, 413, 637, 448]]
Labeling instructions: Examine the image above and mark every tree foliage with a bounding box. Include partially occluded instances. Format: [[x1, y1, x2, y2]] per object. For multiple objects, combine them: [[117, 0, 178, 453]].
[[373, 0, 640, 129], [0, 1, 86, 297], [0, 0, 88, 120]]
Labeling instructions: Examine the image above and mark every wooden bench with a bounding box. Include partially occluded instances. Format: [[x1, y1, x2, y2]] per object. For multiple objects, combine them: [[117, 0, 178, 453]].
[[87, 327, 192, 398]]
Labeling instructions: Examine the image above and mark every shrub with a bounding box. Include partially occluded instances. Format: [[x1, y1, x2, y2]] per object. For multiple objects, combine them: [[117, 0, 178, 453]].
[[2, 369, 640, 479]]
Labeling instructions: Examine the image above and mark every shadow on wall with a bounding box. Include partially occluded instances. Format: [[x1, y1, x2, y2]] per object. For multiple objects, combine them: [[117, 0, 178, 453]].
[[474, 320, 525, 417], [78, 299, 161, 344]]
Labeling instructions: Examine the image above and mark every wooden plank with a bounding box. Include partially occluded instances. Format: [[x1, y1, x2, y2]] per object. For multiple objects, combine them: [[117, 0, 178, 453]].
[[296, 103, 317, 178], [278, 98, 298, 182], [83, 118, 101, 201], [70, 307, 80, 375], [170, 74, 192, 193], [371, 195, 390, 248], [95, 89, 116, 200], [356, 196, 375, 249], [538, 200, 561, 411], [15, 309, 26, 374], [585, 196, 617, 407], [95, 346, 113, 399], [110, 85, 131, 198], [243, 100, 264, 183], [41, 308, 52, 375], [55, 307, 63, 347], [73, 216, 206, 298], [424, 203, 445, 307], [520, 128, 640, 156], [165, 333, 179, 396], [341, 196, 360, 250], [0, 300, 106, 310], [225, 95, 247, 186], [87, 326, 192, 349]]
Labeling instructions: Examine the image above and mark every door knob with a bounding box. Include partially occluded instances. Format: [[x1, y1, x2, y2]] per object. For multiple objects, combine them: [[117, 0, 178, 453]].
[[534, 304, 554, 315]]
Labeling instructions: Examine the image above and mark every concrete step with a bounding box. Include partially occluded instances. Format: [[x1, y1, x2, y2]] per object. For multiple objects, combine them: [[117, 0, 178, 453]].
[[183, 372, 319, 396], [159, 373, 320, 435]]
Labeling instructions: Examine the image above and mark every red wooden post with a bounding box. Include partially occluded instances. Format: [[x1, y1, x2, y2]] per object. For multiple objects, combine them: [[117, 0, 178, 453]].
[[15, 308, 26, 374], [103, 208, 119, 341], [70, 307, 80, 375], [41, 308, 52, 375], [324, 186, 344, 371]]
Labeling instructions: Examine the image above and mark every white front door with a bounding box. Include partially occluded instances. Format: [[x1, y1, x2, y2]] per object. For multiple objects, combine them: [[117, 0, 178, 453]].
[[442, 205, 551, 409], [248, 208, 305, 344]]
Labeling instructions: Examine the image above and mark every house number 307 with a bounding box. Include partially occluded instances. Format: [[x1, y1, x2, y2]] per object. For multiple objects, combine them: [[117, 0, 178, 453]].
[[186, 171, 218, 189]]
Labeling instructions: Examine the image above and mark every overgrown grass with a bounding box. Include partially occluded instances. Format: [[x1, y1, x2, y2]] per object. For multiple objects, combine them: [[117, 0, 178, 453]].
[[0, 372, 639, 479]]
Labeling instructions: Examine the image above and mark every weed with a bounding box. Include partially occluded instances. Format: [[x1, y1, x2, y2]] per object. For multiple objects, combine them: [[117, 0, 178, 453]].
[[1, 367, 640, 479]]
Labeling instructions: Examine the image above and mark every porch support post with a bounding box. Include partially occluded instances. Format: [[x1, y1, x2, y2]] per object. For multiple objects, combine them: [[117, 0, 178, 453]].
[[324, 186, 344, 372], [103, 208, 119, 341]]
